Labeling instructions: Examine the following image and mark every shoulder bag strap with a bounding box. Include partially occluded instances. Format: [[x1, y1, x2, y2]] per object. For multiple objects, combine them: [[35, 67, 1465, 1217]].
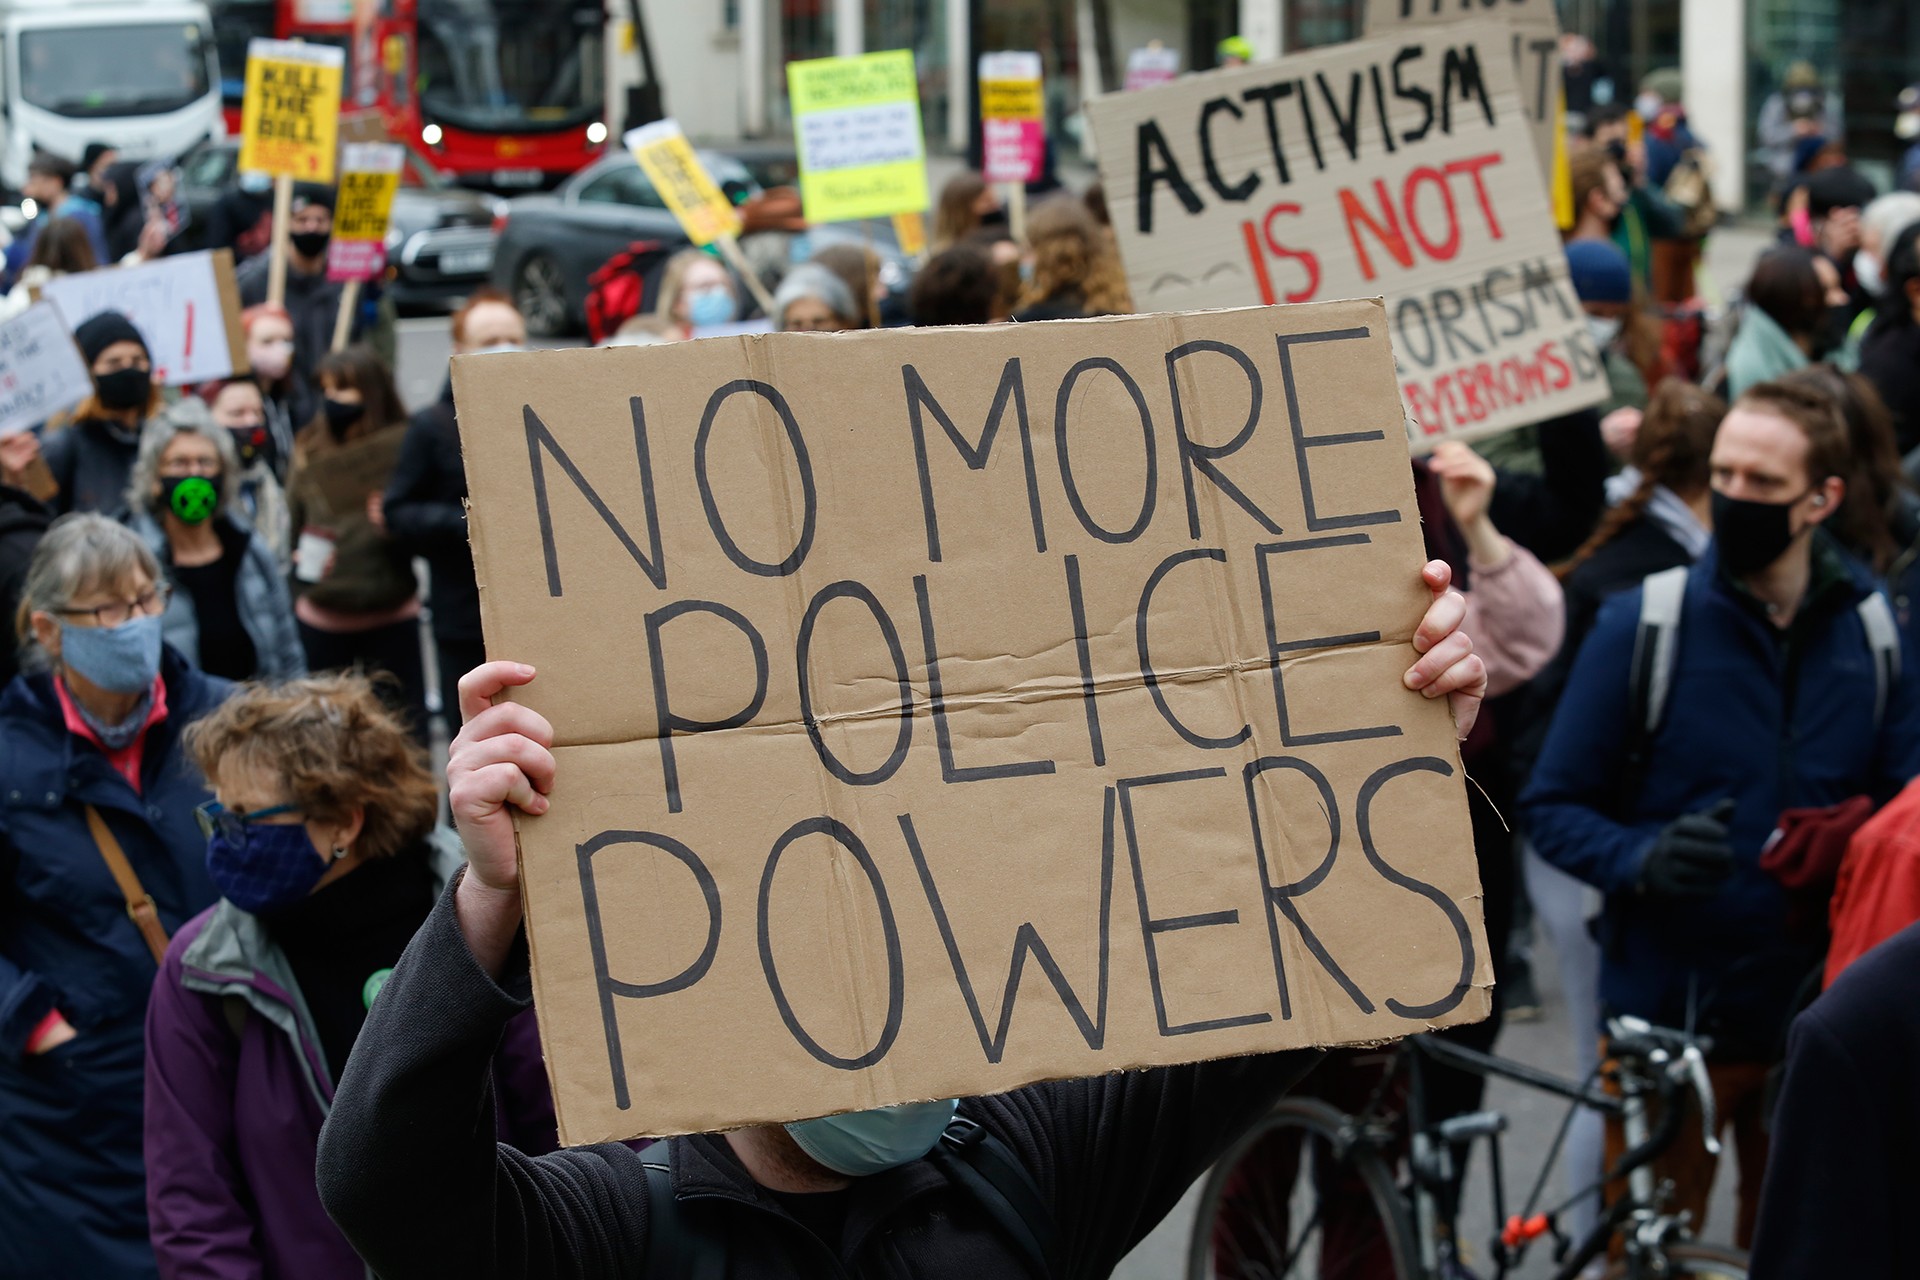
[[84, 804, 170, 965]]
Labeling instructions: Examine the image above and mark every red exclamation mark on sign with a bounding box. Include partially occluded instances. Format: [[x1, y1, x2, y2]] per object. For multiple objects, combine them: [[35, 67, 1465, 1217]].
[[1240, 220, 1277, 306], [183, 301, 194, 366]]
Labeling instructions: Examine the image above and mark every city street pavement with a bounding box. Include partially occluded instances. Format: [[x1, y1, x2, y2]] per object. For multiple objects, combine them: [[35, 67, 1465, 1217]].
[[391, 217, 1773, 1280]]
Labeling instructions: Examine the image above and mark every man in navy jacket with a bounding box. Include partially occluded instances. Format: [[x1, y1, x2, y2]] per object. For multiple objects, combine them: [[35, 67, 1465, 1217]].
[[1523, 377, 1920, 1245]]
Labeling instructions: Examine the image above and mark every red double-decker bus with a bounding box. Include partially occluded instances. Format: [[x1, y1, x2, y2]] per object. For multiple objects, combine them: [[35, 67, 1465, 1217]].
[[210, 0, 609, 191]]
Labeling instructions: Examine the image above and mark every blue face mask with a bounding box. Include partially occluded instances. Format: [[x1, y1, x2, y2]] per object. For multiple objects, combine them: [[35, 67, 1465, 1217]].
[[784, 1099, 958, 1176], [686, 288, 737, 329], [59, 613, 163, 695], [205, 819, 332, 914]]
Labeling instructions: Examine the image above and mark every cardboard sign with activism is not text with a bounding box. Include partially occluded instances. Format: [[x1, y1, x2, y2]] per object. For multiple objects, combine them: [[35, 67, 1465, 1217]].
[[40, 250, 248, 386], [455, 302, 1491, 1144], [1084, 24, 1607, 445]]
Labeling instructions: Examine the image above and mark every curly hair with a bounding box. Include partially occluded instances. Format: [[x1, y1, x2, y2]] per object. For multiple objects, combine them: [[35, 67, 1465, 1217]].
[[184, 672, 439, 861], [1018, 196, 1132, 316], [1560, 378, 1724, 578]]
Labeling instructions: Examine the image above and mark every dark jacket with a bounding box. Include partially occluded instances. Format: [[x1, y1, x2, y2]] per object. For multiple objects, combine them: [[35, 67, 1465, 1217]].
[[1485, 408, 1612, 565], [285, 425, 418, 617], [235, 256, 393, 400], [0, 648, 228, 1278], [145, 836, 555, 1280], [1522, 543, 1920, 1058], [1750, 921, 1920, 1278], [44, 416, 143, 516], [384, 382, 481, 643], [1859, 318, 1920, 455], [127, 508, 306, 681], [317, 875, 1320, 1280], [0, 485, 51, 688]]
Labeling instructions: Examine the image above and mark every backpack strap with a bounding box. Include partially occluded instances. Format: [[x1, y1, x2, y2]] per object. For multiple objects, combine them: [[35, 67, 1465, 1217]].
[[638, 1143, 726, 1280], [1857, 592, 1902, 731], [1618, 566, 1691, 815], [934, 1114, 1057, 1277]]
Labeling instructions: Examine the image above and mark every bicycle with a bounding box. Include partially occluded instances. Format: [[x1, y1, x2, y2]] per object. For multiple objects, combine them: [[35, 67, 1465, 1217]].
[[1187, 1017, 1751, 1280]]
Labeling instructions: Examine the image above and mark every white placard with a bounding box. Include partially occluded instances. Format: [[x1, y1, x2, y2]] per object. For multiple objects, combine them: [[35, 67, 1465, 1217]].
[[0, 303, 93, 437], [40, 251, 238, 386]]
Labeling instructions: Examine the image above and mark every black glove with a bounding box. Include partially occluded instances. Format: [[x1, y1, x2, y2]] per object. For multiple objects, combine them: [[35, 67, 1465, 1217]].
[[1639, 799, 1737, 900]]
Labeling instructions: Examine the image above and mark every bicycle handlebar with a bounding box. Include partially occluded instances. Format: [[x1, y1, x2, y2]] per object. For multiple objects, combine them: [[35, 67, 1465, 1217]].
[[1606, 1016, 1721, 1159]]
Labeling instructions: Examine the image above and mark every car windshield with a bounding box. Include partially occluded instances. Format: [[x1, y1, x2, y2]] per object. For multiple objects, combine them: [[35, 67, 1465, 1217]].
[[208, 0, 275, 104], [20, 22, 213, 118], [417, 0, 603, 133]]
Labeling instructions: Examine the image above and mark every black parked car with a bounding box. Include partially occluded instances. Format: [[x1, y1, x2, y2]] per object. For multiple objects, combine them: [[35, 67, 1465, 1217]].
[[490, 150, 759, 337], [176, 140, 503, 312]]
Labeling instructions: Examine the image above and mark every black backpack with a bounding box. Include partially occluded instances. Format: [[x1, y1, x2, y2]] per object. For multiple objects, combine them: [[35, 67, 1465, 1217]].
[[639, 1114, 1057, 1278]]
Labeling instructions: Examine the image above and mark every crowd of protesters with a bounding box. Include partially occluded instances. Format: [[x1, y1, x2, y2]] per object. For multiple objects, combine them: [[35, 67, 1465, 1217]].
[[0, 50, 1917, 1280]]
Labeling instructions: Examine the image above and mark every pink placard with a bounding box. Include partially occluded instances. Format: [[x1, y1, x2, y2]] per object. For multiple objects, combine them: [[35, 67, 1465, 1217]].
[[982, 118, 1045, 185], [327, 240, 387, 283]]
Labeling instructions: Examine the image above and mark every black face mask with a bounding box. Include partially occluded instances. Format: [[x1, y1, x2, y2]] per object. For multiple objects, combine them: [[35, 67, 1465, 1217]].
[[977, 206, 1009, 228], [322, 397, 364, 439], [94, 366, 151, 411], [1712, 488, 1811, 576], [290, 229, 331, 259], [228, 425, 266, 467]]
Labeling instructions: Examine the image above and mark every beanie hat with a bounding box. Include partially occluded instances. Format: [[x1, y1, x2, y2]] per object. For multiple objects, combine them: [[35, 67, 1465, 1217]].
[[73, 311, 148, 366], [774, 263, 857, 328], [1639, 67, 1683, 106], [1565, 238, 1632, 305]]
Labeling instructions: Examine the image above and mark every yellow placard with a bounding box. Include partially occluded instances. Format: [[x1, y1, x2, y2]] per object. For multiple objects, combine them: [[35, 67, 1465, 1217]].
[[334, 144, 403, 241], [788, 50, 929, 224], [237, 39, 346, 183], [891, 210, 927, 258], [625, 120, 742, 247], [980, 80, 1043, 120]]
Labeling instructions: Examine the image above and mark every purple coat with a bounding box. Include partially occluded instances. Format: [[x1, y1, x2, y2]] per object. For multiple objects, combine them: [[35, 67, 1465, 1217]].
[[143, 839, 555, 1279]]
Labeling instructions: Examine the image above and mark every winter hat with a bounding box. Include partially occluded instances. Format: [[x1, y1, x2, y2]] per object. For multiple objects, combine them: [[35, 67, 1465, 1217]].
[[774, 263, 857, 328], [1564, 238, 1632, 305], [73, 311, 148, 366]]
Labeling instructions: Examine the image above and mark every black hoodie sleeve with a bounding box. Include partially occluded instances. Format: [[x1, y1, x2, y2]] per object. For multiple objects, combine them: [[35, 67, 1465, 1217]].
[[1487, 408, 1610, 563], [383, 406, 469, 554], [316, 871, 655, 1280]]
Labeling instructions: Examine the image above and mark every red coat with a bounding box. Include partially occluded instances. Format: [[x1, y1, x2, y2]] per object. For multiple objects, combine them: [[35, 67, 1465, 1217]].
[[1827, 775, 1920, 986]]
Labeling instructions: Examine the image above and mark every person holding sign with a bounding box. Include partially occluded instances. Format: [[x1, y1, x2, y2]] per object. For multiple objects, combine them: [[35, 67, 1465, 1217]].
[[143, 673, 556, 1280], [42, 313, 163, 517], [313, 575, 1488, 1278], [122, 400, 305, 682]]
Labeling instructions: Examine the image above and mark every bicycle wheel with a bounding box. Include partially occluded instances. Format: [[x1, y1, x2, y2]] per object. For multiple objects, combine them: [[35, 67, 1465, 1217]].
[[1601, 1242, 1750, 1279], [1187, 1097, 1419, 1280]]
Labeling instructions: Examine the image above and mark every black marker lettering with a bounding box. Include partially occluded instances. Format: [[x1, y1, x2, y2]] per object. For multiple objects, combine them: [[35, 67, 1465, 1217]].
[[796, 580, 913, 786], [1054, 357, 1158, 544], [903, 358, 1045, 561], [1166, 339, 1282, 539], [1199, 96, 1261, 203], [914, 575, 1056, 784], [645, 599, 769, 813], [1356, 758, 1476, 1018], [524, 400, 665, 595], [694, 380, 817, 578], [1242, 756, 1372, 1017], [1137, 548, 1251, 750]]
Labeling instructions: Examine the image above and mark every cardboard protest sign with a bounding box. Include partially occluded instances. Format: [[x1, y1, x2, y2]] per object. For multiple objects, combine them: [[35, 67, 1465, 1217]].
[[328, 143, 404, 282], [0, 303, 93, 438], [626, 120, 744, 247], [979, 52, 1046, 185], [1125, 45, 1182, 92], [1364, 0, 1563, 194], [41, 250, 248, 386], [237, 39, 346, 183], [454, 300, 1491, 1144], [1084, 24, 1607, 445], [787, 50, 930, 224]]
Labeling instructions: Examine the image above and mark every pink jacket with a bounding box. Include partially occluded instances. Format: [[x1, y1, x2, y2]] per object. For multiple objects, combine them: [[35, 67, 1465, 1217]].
[[1461, 537, 1564, 697]]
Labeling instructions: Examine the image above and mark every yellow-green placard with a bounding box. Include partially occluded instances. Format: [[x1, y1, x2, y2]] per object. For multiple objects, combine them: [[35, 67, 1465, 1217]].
[[626, 120, 742, 247], [238, 39, 345, 183], [787, 50, 929, 223]]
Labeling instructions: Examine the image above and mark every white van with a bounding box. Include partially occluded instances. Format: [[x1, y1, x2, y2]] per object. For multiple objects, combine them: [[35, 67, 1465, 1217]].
[[0, 0, 223, 190]]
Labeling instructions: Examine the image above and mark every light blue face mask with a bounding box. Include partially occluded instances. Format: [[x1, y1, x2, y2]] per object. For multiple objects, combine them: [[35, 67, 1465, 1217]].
[[785, 1098, 958, 1176], [686, 287, 737, 329], [60, 613, 163, 695]]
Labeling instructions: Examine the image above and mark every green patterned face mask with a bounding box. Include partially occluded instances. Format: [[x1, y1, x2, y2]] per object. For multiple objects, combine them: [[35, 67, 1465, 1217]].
[[162, 475, 220, 524]]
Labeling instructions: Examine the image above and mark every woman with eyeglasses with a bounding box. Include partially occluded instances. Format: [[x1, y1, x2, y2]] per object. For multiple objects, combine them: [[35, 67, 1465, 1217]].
[[142, 673, 554, 1278], [125, 399, 305, 683], [0, 513, 229, 1277]]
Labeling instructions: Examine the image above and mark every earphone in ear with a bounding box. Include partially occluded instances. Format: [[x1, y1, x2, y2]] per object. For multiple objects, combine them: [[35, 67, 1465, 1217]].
[[1812, 494, 1827, 507]]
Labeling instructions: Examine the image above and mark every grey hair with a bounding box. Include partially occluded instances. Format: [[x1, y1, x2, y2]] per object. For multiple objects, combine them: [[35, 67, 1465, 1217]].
[[774, 263, 857, 330], [125, 396, 241, 517], [15, 513, 163, 671], [1864, 193, 1920, 257]]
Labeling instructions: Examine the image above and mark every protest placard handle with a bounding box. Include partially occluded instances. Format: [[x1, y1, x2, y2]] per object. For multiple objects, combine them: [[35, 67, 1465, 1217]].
[[713, 234, 779, 318], [267, 175, 293, 308], [331, 279, 360, 352], [1007, 183, 1028, 247], [861, 220, 880, 329]]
